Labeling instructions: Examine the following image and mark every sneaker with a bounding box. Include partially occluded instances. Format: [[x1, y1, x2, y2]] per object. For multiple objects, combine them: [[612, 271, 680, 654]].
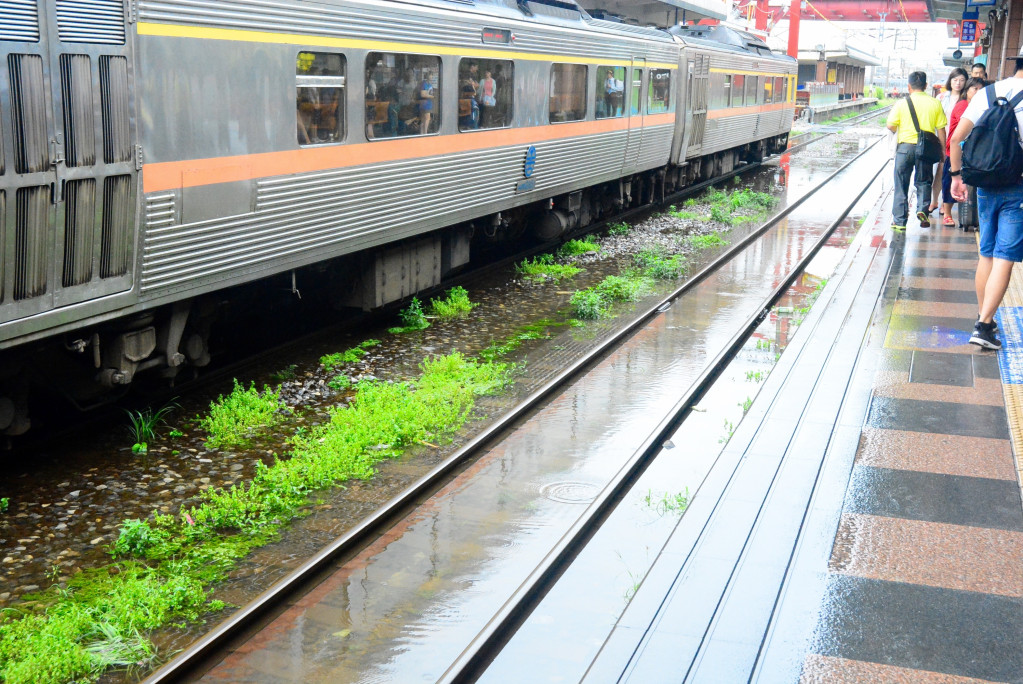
[[976, 316, 999, 333], [970, 321, 1001, 350], [892, 224, 906, 232], [917, 210, 930, 227]]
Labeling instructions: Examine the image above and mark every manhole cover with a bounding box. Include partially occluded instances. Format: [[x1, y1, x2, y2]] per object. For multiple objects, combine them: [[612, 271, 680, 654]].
[[538, 481, 600, 504]]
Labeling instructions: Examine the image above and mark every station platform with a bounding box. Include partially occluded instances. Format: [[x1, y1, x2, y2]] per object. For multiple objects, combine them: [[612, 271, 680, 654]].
[[586, 188, 1023, 681], [798, 96, 879, 124]]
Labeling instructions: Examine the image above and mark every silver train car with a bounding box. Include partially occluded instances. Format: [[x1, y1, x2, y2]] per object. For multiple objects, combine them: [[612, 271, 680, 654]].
[[0, 0, 795, 435]]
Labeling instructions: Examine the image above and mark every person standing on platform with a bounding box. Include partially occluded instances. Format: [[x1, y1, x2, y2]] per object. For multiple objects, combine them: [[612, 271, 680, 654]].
[[950, 54, 1023, 350], [941, 76, 986, 225], [887, 71, 948, 231], [972, 63, 988, 80], [935, 68, 968, 222]]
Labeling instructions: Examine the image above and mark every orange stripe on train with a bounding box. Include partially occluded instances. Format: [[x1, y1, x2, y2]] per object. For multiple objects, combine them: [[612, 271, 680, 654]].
[[143, 113, 678, 193]]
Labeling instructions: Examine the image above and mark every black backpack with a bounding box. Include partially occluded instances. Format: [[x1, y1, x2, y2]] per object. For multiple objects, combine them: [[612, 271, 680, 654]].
[[962, 85, 1023, 188]]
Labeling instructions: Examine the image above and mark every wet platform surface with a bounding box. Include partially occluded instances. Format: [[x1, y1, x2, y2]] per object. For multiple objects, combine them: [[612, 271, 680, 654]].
[[566, 188, 1023, 682]]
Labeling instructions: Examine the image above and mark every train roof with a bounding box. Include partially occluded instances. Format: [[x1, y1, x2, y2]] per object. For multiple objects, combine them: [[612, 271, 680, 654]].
[[668, 25, 795, 61], [391, 0, 675, 42]]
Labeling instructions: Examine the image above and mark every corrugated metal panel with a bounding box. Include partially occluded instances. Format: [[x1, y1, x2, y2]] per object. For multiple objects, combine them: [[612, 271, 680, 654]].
[[635, 124, 672, 168], [62, 178, 96, 286], [14, 186, 49, 300], [138, 0, 678, 62], [60, 54, 97, 167], [8, 53, 48, 174], [99, 55, 131, 163], [0, 0, 40, 43], [55, 0, 125, 45], [139, 133, 632, 291], [140, 0, 475, 46], [145, 193, 176, 229], [100, 174, 131, 277]]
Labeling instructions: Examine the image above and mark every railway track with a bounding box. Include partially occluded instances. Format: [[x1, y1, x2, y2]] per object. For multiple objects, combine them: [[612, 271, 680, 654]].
[[143, 122, 891, 683], [4, 107, 889, 459]]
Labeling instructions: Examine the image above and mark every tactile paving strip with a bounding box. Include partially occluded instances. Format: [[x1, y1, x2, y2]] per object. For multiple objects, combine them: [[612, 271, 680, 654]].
[[993, 248, 1023, 492]]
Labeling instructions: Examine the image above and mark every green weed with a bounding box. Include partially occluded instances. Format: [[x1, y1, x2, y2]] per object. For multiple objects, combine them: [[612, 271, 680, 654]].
[[269, 364, 297, 383], [389, 297, 430, 333], [687, 232, 729, 249], [327, 375, 352, 392], [168, 429, 184, 438], [125, 402, 177, 454], [200, 380, 286, 449], [719, 419, 736, 444], [558, 238, 601, 256], [745, 370, 766, 383], [0, 497, 8, 514], [516, 254, 583, 283], [634, 248, 687, 280], [429, 286, 477, 318], [739, 396, 753, 415], [321, 339, 380, 372], [643, 488, 690, 515], [608, 221, 630, 236]]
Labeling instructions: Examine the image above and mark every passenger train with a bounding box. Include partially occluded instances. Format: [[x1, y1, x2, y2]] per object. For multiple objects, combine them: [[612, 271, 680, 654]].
[[0, 0, 796, 435]]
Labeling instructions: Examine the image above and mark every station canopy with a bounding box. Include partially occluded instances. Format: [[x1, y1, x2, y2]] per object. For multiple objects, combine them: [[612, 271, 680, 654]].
[[768, 20, 882, 66]]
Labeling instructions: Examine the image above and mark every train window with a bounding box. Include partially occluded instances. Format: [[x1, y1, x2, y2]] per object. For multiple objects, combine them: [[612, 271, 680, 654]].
[[731, 74, 744, 107], [297, 52, 345, 146], [630, 69, 642, 115], [549, 63, 586, 122], [648, 69, 671, 113], [716, 74, 732, 108], [596, 66, 626, 119], [365, 52, 441, 138], [775, 77, 786, 103], [745, 76, 758, 106], [763, 77, 772, 104], [458, 58, 513, 131]]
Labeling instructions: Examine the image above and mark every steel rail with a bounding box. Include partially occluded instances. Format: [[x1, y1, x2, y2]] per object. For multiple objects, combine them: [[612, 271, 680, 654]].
[[439, 138, 891, 684], [144, 133, 887, 683]]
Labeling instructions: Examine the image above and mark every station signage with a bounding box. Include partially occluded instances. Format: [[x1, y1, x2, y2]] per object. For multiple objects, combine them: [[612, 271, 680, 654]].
[[961, 19, 977, 44]]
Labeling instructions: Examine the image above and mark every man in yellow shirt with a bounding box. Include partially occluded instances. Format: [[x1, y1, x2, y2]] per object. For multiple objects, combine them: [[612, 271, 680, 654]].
[[886, 71, 948, 229]]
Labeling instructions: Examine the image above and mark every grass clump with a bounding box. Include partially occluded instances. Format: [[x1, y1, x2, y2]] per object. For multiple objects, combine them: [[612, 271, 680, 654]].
[[429, 286, 477, 318], [558, 238, 601, 256], [634, 248, 687, 280], [668, 205, 700, 220], [388, 297, 430, 334], [320, 339, 381, 373], [0, 497, 8, 514], [516, 254, 583, 283], [608, 221, 630, 236], [687, 232, 729, 250], [124, 403, 177, 454], [643, 488, 690, 515], [479, 322, 556, 362], [328, 375, 352, 392], [200, 380, 285, 449], [269, 364, 297, 383], [570, 274, 651, 319]]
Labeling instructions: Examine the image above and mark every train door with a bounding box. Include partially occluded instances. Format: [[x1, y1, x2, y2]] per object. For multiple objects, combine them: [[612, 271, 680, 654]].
[[686, 54, 709, 154], [0, 0, 138, 326], [622, 59, 644, 176]]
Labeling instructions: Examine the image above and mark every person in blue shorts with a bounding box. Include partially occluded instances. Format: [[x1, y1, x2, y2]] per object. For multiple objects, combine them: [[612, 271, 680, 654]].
[[950, 51, 1023, 350]]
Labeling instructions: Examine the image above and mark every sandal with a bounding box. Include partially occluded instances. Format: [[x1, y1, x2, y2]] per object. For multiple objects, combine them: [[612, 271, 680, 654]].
[[943, 216, 956, 226], [928, 204, 940, 214]]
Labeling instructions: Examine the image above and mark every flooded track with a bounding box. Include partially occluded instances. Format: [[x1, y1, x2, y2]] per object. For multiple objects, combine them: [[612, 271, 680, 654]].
[[0, 113, 890, 684], [138, 125, 892, 683]]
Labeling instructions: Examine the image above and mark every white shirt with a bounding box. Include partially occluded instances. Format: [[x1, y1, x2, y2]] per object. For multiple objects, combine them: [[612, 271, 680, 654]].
[[939, 91, 958, 120], [962, 76, 1023, 144]]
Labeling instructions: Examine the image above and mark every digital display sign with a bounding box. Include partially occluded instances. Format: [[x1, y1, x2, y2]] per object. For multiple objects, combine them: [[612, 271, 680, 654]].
[[482, 27, 512, 44]]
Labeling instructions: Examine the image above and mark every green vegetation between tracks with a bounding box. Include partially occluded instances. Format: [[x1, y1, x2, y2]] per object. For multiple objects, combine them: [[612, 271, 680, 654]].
[[0, 353, 512, 684]]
